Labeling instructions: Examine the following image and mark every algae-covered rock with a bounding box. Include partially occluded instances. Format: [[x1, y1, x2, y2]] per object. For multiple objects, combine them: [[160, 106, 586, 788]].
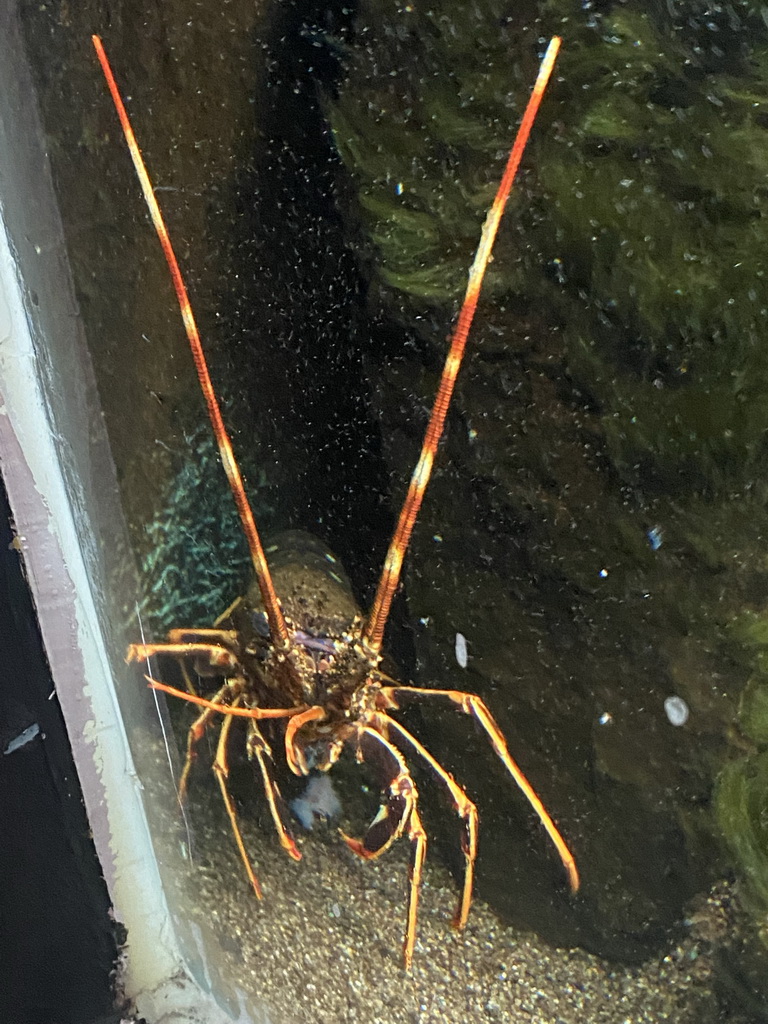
[[328, 0, 768, 968]]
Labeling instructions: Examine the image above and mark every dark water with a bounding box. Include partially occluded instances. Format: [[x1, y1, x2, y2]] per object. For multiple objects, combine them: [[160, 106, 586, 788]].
[[13, 0, 768, 1020]]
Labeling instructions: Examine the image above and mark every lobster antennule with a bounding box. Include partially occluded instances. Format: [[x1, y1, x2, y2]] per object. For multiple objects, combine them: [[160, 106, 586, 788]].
[[91, 34, 290, 651], [363, 37, 562, 654]]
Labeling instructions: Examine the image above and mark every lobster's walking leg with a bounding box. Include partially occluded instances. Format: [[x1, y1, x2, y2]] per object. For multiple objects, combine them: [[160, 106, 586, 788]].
[[404, 805, 427, 970], [246, 720, 302, 862], [379, 686, 580, 893], [340, 726, 415, 860], [374, 712, 478, 930], [178, 678, 244, 804], [284, 705, 326, 776], [213, 594, 244, 628], [213, 697, 263, 899], [167, 631, 240, 686], [144, 677, 307, 721], [177, 660, 201, 697], [144, 671, 306, 881], [167, 627, 239, 647], [128, 641, 239, 673], [339, 726, 425, 968]]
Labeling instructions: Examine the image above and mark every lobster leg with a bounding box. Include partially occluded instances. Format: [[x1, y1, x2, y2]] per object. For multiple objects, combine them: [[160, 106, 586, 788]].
[[149, 670, 302, 867], [213, 594, 244, 628], [178, 659, 201, 698], [339, 725, 415, 861], [128, 641, 238, 674], [374, 712, 478, 930], [178, 678, 244, 804], [284, 705, 326, 776], [339, 725, 426, 968], [246, 719, 302, 862], [379, 686, 580, 893], [169, 631, 241, 681], [130, 632, 239, 695], [144, 676, 305, 720], [167, 627, 239, 647], [404, 805, 427, 970], [213, 697, 263, 899]]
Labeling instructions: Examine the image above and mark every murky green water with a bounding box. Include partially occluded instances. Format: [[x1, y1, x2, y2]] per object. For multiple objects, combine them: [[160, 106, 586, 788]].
[[15, 0, 768, 1020]]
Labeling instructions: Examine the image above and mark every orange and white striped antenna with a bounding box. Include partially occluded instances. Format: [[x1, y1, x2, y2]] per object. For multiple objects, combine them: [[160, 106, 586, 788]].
[[363, 37, 561, 653], [92, 35, 290, 650]]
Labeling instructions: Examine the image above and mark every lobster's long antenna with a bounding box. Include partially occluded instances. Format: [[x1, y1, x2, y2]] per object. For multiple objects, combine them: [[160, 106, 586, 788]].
[[92, 35, 290, 649], [364, 37, 561, 653]]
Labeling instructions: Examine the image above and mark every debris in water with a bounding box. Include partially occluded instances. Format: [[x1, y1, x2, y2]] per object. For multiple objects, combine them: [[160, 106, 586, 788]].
[[664, 695, 689, 727], [3, 723, 40, 755], [455, 632, 468, 668], [647, 526, 663, 550]]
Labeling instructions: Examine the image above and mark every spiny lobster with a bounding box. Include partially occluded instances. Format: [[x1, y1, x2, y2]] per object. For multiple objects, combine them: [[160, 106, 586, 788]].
[[92, 32, 577, 969]]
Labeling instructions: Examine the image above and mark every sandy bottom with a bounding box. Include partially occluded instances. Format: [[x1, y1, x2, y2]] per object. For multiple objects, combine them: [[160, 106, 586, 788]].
[[140, 745, 747, 1024]]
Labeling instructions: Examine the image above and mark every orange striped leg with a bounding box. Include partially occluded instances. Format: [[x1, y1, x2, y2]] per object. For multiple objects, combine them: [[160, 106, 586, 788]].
[[284, 705, 326, 776], [213, 594, 244, 628], [167, 630, 240, 683], [375, 712, 478, 930], [127, 641, 239, 673], [339, 726, 424, 969], [177, 659, 200, 697], [363, 37, 561, 654], [144, 675, 307, 723], [167, 627, 239, 647], [246, 720, 302, 862], [379, 686, 580, 893], [213, 697, 263, 899], [339, 725, 415, 861], [92, 35, 289, 651], [404, 805, 427, 970], [178, 678, 244, 804]]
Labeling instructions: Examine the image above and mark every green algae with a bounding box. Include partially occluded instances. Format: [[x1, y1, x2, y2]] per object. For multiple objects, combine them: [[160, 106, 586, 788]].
[[332, 2, 768, 485], [716, 752, 768, 921], [739, 675, 768, 748], [137, 418, 256, 632]]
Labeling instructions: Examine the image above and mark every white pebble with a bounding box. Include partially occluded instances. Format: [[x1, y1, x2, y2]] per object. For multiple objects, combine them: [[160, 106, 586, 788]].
[[455, 632, 468, 668], [664, 695, 689, 727]]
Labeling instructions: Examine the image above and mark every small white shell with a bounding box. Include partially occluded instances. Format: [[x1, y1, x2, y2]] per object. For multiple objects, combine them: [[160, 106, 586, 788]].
[[455, 632, 468, 669], [663, 695, 689, 727]]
